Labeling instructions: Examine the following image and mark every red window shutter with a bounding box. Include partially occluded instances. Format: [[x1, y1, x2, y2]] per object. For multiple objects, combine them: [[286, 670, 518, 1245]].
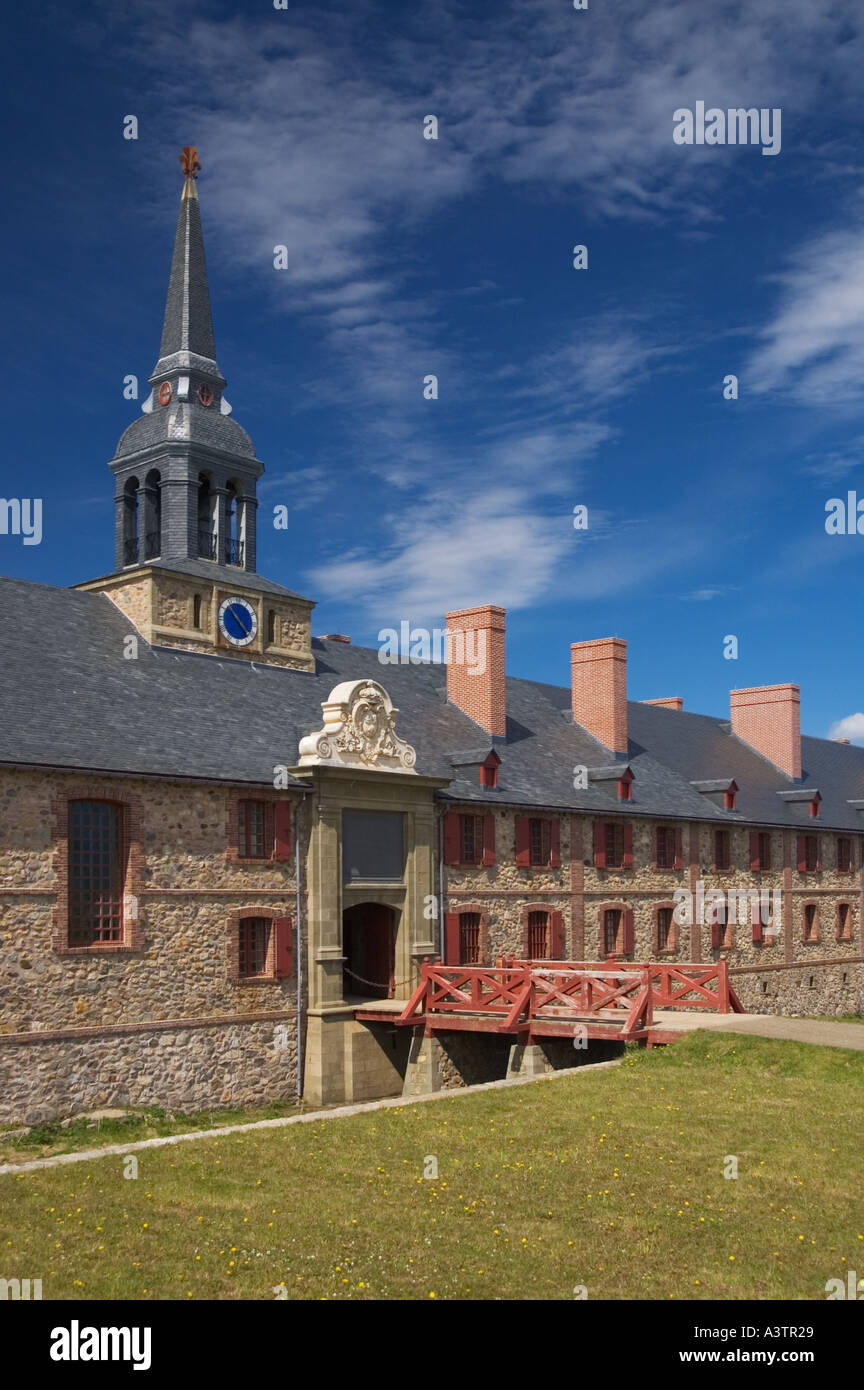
[[444, 912, 461, 963], [593, 821, 606, 869], [796, 835, 806, 873], [622, 908, 634, 955], [274, 801, 292, 861], [274, 917, 293, 977], [515, 817, 530, 867], [549, 910, 563, 959], [623, 823, 633, 869], [549, 820, 561, 868], [444, 812, 460, 865], [751, 900, 763, 943], [673, 828, 683, 871], [482, 814, 496, 866], [749, 831, 760, 872]]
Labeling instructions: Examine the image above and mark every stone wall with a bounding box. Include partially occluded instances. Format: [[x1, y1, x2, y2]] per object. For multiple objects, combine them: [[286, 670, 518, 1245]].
[[730, 960, 864, 1017], [0, 1014, 297, 1127], [0, 766, 303, 1125], [443, 806, 863, 1013]]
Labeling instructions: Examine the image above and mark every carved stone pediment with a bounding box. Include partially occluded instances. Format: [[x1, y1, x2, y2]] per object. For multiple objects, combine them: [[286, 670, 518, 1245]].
[[298, 679, 417, 773]]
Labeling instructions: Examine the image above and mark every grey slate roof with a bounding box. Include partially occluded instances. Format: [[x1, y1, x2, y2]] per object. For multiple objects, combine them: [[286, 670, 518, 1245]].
[[2, 573, 864, 831], [113, 406, 257, 462], [159, 187, 215, 361]]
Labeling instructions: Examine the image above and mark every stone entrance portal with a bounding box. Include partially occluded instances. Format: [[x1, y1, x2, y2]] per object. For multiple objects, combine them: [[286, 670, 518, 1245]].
[[343, 902, 396, 1000]]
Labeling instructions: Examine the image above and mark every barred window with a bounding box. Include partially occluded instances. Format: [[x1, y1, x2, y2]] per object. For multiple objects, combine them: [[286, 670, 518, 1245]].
[[803, 903, 819, 943], [459, 814, 484, 865], [603, 908, 621, 955], [459, 912, 481, 965], [68, 801, 125, 945], [238, 800, 273, 859], [758, 833, 771, 870], [837, 837, 852, 873], [657, 906, 674, 951], [527, 910, 549, 959], [803, 835, 819, 873], [238, 917, 271, 977], [529, 819, 552, 867]]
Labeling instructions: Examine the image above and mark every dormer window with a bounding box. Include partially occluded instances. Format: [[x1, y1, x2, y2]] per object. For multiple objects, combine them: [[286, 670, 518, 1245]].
[[809, 798, 820, 819], [617, 769, 634, 801], [479, 751, 500, 789], [723, 788, 737, 811]]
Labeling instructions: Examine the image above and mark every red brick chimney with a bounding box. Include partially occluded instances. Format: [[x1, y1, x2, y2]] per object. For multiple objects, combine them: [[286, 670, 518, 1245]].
[[570, 638, 628, 754], [445, 605, 506, 738], [641, 697, 683, 710], [729, 683, 801, 779]]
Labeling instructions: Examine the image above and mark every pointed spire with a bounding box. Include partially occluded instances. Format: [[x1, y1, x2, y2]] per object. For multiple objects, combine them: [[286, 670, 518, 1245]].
[[158, 146, 216, 361]]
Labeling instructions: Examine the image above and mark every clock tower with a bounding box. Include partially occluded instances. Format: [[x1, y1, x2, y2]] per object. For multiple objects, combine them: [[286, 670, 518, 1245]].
[[77, 149, 315, 671]]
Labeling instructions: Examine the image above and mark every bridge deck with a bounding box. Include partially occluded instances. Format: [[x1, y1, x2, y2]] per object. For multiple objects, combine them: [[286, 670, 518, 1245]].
[[354, 958, 743, 1046]]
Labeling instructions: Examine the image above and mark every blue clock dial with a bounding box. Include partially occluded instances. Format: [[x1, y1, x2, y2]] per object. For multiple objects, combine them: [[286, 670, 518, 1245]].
[[218, 596, 258, 648]]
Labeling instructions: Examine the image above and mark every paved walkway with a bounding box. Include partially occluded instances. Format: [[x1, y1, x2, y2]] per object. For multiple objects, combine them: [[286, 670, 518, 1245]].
[[652, 1010, 864, 1050]]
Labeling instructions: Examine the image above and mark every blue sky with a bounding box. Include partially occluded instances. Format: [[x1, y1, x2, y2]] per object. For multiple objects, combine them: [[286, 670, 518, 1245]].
[[3, 0, 864, 739]]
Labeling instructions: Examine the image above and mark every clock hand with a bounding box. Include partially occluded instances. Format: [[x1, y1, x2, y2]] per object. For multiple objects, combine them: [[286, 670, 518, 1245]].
[[233, 605, 251, 635]]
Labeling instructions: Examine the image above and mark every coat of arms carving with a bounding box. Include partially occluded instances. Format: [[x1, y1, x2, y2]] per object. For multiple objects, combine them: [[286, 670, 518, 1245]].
[[298, 679, 417, 773]]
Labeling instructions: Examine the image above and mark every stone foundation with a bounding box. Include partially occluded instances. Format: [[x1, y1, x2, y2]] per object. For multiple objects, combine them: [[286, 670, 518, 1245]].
[[0, 1014, 298, 1127]]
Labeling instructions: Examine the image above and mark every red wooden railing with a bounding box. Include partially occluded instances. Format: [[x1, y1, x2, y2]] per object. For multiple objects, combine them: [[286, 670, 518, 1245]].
[[496, 956, 745, 1014], [399, 961, 654, 1037]]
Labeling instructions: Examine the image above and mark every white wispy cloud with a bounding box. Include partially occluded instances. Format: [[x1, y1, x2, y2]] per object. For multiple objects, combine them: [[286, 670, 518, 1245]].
[[747, 226, 864, 405], [828, 712, 864, 744]]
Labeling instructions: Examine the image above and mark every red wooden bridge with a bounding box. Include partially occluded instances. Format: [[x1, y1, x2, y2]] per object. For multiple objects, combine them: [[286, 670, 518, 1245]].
[[365, 957, 745, 1045]]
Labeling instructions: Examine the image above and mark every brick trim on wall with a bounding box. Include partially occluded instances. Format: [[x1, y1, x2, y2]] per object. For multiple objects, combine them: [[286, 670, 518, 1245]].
[[519, 901, 562, 959], [595, 900, 632, 957], [834, 898, 855, 943], [449, 902, 491, 964], [51, 783, 145, 955], [800, 896, 821, 945], [226, 906, 294, 983], [653, 899, 680, 954], [225, 791, 295, 865]]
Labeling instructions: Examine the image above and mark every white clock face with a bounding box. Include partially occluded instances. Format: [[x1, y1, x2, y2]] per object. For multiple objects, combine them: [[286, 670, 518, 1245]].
[[218, 596, 258, 647]]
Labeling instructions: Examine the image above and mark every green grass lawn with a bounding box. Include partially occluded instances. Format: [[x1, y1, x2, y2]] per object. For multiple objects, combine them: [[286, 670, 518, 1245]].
[[0, 1100, 305, 1168], [1, 1032, 861, 1301]]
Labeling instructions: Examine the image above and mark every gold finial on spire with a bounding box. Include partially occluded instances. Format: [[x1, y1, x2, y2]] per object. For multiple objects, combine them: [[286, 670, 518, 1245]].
[[179, 146, 201, 179]]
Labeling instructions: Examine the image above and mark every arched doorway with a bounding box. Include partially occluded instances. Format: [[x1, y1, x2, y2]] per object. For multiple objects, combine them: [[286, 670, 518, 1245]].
[[342, 902, 396, 1001]]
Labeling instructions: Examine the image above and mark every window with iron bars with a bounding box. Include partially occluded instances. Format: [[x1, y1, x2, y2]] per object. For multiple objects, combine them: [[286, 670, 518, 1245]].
[[459, 912, 481, 965], [527, 910, 549, 959], [68, 801, 125, 945]]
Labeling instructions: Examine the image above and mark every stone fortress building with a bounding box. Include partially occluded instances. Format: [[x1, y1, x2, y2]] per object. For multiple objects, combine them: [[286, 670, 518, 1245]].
[[1, 152, 862, 1124]]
